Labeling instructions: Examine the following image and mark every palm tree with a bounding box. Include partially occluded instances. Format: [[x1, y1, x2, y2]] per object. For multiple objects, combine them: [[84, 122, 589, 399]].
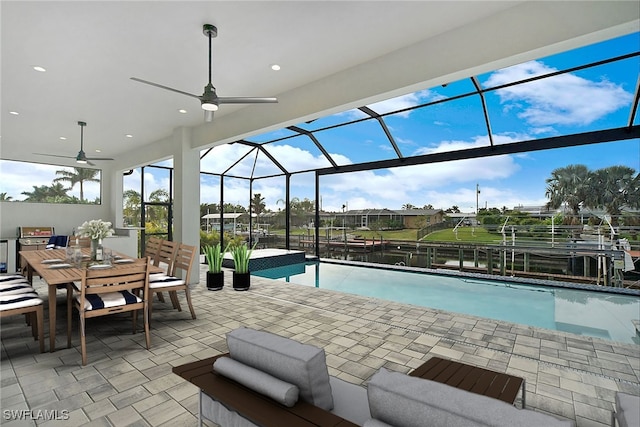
[[21, 185, 54, 202], [586, 166, 639, 226], [48, 183, 71, 202], [123, 189, 141, 226], [250, 193, 266, 217], [402, 203, 415, 210], [251, 193, 266, 230], [0, 193, 13, 201], [54, 167, 100, 202], [545, 164, 591, 225]]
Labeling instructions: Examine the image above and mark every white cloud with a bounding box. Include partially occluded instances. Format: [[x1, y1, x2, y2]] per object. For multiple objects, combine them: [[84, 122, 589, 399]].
[[338, 89, 444, 120], [485, 60, 633, 126]]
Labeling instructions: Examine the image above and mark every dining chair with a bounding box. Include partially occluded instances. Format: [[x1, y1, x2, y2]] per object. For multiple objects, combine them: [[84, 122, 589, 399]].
[[0, 274, 45, 353], [150, 239, 179, 305], [71, 236, 92, 248], [149, 243, 197, 321], [66, 258, 151, 365], [144, 236, 163, 266], [144, 236, 169, 303]]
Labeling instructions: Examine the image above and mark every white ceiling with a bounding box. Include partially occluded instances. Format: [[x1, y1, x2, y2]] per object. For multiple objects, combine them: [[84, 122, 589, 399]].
[[1, 1, 638, 170]]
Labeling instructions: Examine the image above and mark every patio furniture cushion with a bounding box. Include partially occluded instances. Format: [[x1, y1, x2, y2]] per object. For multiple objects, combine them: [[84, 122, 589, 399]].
[[46, 235, 69, 249], [368, 368, 573, 427], [149, 274, 185, 288], [0, 291, 43, 310], [364, 419, 394, 427], [227, 327, 334, 411], [77, 290, 140, 310], [614, 392, 640, 427], [213, 356, 299, 407], [0, 282, 34, 295], [0, 274, 29, 283]]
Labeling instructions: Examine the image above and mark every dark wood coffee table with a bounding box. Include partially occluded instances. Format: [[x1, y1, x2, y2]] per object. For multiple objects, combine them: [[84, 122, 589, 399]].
[[410, 356, 526, 408]]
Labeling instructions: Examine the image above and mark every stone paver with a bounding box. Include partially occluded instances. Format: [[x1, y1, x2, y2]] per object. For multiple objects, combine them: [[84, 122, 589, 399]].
[[1, 265, 638, 427]]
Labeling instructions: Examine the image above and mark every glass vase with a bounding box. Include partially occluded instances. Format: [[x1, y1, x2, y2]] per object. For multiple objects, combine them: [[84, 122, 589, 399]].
[[91, 239, 99, 261]]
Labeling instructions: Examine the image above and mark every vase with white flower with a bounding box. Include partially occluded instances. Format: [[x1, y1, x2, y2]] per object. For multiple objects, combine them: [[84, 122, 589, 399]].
[[77, 219, 114, 261]]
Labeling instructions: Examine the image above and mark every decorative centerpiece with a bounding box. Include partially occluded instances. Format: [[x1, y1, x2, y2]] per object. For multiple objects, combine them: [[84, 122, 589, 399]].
[[77, 219, 114, 261], [230, 242, 256, 291], [203, 243, 229, 291]]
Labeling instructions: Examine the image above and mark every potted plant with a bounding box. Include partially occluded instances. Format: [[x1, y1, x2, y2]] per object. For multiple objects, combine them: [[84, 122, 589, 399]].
[[230, 242, 256, 291], [203, 243, 228, 291]]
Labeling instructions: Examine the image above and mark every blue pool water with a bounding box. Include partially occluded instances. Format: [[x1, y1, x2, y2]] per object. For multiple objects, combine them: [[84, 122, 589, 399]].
[[253, 261, 640, 345]]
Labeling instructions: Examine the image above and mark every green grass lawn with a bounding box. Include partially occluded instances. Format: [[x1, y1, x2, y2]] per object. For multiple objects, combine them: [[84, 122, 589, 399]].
[[421, 227, 504, 243], [271, 226, 502, 243]]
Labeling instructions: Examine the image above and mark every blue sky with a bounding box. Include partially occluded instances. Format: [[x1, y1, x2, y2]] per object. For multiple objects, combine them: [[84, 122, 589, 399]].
[[2, 33, 639, 214], [199, 32, 639, 213]]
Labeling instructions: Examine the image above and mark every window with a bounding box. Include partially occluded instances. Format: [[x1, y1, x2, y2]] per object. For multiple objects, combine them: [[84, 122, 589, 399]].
[[0, 160, 101, 204]]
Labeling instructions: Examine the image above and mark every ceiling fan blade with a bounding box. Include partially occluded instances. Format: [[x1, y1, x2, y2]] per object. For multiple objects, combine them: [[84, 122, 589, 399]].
[[130, 77, 202, 99], [217, 97, 278, 104], [33, 153, 75, 159]]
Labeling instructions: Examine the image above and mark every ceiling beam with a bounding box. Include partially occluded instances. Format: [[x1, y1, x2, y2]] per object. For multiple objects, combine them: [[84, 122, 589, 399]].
[[316, 126, 640, 176]]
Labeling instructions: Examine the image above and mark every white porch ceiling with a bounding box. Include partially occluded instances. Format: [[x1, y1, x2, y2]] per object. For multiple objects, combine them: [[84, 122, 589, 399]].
[[1, 1, 638, 169]]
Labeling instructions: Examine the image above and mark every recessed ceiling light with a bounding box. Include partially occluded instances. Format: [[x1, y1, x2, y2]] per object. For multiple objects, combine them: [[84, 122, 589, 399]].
[[178, 109, 187, 114], [9, 111, 19, 115], [59, 136, 67, 140], [33, 66, 46, 72], [125, 134, 133, 138], [95, 149, 102, 153], [271, 64, 281, 71]]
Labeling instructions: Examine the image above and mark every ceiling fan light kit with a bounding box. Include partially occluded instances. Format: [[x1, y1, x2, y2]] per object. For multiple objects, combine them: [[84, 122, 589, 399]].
[[131, 23, 277, 122]]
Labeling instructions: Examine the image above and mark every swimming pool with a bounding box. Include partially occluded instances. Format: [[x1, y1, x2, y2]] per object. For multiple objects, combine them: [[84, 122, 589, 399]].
[[253, 261, 640, 345]]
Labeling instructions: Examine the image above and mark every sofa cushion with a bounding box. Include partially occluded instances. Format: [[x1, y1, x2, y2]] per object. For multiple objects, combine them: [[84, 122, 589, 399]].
[[368, 368, 574, 427], [213, 356, 299, 407], [615, 392, 640, 427], [227, 328, 333, 410]]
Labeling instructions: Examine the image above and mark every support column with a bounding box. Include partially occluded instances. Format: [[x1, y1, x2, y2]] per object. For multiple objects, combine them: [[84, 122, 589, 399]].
[[172, 127, 200, 283]]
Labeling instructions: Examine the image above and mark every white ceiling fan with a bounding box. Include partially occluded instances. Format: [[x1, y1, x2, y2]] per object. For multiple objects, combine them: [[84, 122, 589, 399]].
[[34, 121, 114, 166], [131, 24, 278, 122]]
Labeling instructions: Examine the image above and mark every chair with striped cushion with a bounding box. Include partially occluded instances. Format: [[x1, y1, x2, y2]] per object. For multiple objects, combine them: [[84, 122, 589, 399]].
[[149, 243, 197, 321], [0, 274, 45, 353], [150, 239, 179, 305], [66, 258, 151, 365]]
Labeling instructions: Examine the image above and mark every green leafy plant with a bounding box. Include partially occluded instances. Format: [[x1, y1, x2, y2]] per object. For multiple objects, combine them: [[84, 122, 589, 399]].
[[203, 243, 229, 273], [230, 242, 256, 274]]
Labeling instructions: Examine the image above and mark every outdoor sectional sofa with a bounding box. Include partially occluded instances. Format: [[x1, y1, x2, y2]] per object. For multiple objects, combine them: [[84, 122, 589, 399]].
[[175, 327, 575, 427]]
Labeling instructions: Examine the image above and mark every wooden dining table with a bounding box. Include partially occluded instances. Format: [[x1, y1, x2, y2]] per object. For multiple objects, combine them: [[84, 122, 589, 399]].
[[19, 248, 162, 352]]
